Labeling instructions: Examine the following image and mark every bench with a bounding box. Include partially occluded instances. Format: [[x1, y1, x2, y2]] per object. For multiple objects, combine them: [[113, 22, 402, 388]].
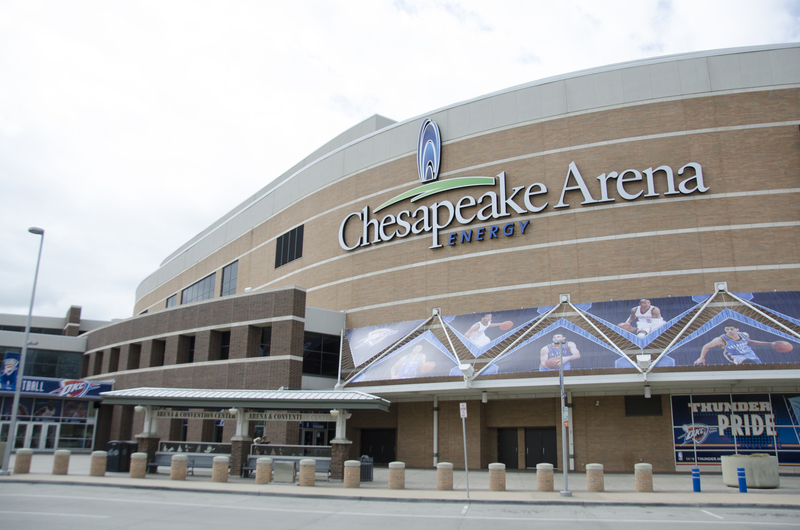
[[147, 452, 223, 475], [241, 455, 331, 480]]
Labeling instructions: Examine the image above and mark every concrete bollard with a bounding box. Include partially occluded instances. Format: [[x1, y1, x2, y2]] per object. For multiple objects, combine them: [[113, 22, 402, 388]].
[[586, 463, 604, 492], [536, 463, 554, 492], [436, 462, 453, 491], [343, 460, 361, 488], [212, 456, 229, 482], [388, 461, 405, 489], [255, 457, 273, 485], [170, 454, 187, 480], [13, 449, 33, 474], [299, 459, 316, 487], [635, 463, 653, 492], [90, 451, 107, 477], [52, 450, 71, 475], [488, 462, 506, 491], [130, 452, 148, 478]]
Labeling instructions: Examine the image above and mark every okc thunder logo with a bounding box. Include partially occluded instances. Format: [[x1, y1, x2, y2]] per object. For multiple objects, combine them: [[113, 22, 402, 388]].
[[49, 380, 100, 398], [417, 118, 441, 183], [354, 328, 398, 348], [677, 423, 718, 445], [2, 358, 18, 376]]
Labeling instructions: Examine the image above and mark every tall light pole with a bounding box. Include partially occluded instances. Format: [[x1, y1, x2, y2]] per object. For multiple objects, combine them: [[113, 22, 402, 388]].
[[1, 227, 45, 475], [557, 336, 572, 497]]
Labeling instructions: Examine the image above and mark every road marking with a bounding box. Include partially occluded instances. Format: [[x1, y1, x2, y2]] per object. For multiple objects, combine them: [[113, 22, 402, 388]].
[[0, 494, 797, 526], [701, 509, 724, 520], [0, 511, 109, 518], [461, 505, 469, 514]]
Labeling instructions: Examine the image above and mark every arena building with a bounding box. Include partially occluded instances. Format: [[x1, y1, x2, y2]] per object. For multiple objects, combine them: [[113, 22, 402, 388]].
[[83, 43, 800, 477]]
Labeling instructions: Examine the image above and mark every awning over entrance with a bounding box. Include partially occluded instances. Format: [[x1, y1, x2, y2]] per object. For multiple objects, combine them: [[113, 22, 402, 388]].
[[99, 387, 391, 411]]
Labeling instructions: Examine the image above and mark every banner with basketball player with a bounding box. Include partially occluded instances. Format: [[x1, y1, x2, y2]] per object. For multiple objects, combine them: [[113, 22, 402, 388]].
[[581, 295, 706, 348], [661, 309, 798, 367], [483, 319, 625, 375], [672, 392, 800, 466], [347, 319, 426, 367], [350, 331, 459, 383], [443, 307, 541, 358]]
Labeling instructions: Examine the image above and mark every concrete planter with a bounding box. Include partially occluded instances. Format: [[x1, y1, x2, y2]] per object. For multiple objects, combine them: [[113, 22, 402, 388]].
[[721, 455, 779, 489]]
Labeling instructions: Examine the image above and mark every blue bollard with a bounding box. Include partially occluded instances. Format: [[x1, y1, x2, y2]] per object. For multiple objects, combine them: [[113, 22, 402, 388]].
[[737, 467, 747, 493], [692, 468, 701, 492]]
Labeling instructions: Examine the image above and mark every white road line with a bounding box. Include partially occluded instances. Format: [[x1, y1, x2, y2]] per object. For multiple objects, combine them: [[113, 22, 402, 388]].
[[461, 505, 469, 514], [0, 511, 109, 518], [701, 509, 724, 520], [0, 495, 796, 526]]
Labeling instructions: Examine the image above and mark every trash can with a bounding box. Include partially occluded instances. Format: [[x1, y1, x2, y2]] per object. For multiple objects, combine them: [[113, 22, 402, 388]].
[[107, 441, 138, 472], [360, 455, 374, 482]]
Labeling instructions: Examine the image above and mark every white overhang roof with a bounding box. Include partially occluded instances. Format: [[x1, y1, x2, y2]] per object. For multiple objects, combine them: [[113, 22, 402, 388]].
[[100, 387, 390, 411]]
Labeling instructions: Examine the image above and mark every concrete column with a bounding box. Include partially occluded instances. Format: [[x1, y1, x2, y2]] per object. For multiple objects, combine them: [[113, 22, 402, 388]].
[[536, 463, 554, 492], [343, 460, 361, 488], [170, 454, 187, 480], [299, 459, 316, 487], [388, 461, 405, 489], [90, 451, 107, 477], [587, 463, 604, 492], [13, 449, 33, 474], [130, 452, 147, 478], [436, 462, 453, 491], [635, 463, 653, 492], [53, 450, 71, 475], [255, 457, 273, 484], [212, 456, 229, 482], [488, 462, 506, 491]]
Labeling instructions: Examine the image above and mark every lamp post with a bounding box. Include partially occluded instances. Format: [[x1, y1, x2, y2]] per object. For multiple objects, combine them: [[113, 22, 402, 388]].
[[1, 227, 45, 475], [556, 336, 572, 497]]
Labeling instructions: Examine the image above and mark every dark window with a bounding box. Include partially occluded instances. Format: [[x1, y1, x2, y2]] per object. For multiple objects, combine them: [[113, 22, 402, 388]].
[[259, 327, 271, 357], [166, 294, 177, 308], [181, 273, 216, 304], [187, 336, 195, 364], [219, 331, 230, 361], [625, 395, 663, 416], [275, 225, 304, 268], [12, 349, 83, 379], [220, 261, 238, 297], [302, 332, 340, 377]]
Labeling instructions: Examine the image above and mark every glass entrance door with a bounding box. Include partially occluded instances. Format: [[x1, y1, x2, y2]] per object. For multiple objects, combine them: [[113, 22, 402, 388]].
[[0, 422, 59, 450]]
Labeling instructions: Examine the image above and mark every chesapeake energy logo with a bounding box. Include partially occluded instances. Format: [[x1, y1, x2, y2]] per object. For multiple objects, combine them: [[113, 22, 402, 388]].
[[338, 119, 710, 251]]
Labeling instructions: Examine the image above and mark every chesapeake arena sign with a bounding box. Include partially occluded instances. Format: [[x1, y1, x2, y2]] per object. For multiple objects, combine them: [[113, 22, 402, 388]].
[[338, 119, 709, 251]]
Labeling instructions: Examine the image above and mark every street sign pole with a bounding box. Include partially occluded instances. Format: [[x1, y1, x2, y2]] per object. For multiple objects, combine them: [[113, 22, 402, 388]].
[[460, 402, 469, 499], [557, 338, 572, 497]]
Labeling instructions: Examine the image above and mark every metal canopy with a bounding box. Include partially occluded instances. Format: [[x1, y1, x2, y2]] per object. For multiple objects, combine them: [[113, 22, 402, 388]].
[[100, 387, 391, 411]]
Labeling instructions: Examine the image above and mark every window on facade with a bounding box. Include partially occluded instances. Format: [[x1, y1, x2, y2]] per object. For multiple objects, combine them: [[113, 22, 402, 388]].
[[302, 332, 340, 377], [219, 331, 230, 361], [220, 261, 238, 297], [181, 273, 216, 304], [275, 225, 304, 268], [259, 327, 271, 357], [187, 336, 195, 364], [166, 294, 177, 308], [624, 395, 663, 416], [12, 349, 83, 379]]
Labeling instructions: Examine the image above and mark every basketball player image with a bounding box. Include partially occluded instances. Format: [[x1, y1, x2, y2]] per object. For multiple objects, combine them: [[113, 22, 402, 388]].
[[465, 314, 512, 347], [619, 299, 666, 337], [694, 326, 781, 365], [539, 334, 581, 371], [390, 345, 427, 379]]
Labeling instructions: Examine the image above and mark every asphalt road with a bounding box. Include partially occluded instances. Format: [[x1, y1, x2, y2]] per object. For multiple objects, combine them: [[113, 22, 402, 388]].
[[1, 483, 799, 530]]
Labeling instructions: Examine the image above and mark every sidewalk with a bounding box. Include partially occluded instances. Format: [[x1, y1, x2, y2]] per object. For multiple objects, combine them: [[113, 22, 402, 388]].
[[2, 453, 799, 508]]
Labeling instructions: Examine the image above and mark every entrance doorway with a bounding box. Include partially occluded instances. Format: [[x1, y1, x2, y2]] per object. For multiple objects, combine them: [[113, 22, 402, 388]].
[[1, 422, 59, 450], [359, 429, 396, 464], [301, 425, 334, 446], [497, 428, 519, 469], [525, 427, 557, 469]]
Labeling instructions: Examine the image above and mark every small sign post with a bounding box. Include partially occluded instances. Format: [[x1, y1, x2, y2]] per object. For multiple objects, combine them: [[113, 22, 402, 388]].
[[460, 402, 470, 498]]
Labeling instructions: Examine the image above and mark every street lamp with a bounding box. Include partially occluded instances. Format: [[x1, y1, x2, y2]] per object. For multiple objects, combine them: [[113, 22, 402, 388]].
[[1, 227, 45, 475], [556, 336, 572, 497]]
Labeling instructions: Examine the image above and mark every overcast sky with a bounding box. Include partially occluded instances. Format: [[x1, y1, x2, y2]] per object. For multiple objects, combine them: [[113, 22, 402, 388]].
[[1, 0, 798, 322]]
